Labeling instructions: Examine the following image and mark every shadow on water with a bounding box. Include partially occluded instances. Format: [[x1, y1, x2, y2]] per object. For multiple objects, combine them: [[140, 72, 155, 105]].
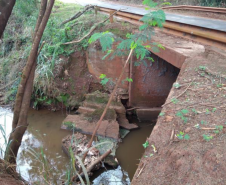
[[0, 107, 155, 183]]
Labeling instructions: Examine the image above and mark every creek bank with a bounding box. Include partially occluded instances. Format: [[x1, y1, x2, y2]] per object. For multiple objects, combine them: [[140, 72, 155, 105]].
[[132, 46, 226, 184]]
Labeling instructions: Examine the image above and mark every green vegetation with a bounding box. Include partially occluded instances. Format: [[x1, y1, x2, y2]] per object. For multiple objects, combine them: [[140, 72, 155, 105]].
[[177, 131, 190, 140], [0, 0, 105, 104], [142, 141, 149, 148], [203, 134, 213, 141], [176, 109, 189, 123], [63, 121, 75, 130]]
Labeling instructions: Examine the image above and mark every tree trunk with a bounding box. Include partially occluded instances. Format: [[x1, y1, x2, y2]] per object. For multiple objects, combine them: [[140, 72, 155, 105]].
[[0, 0, 16, 38], [5, 0, 55, 164]]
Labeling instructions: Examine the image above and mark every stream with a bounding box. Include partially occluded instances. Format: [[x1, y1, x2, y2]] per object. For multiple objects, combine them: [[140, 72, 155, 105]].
[[0, 107, 155, 184]]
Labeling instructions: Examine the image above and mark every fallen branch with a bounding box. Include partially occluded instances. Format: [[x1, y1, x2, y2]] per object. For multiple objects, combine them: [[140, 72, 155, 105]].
[[170, 129, 175, 141], [61, 5, 95, 26], [162, 80, 193, 107], [200, 127, 216, 130], [62, 9, 120, 45], [137, 162, 146, 178]]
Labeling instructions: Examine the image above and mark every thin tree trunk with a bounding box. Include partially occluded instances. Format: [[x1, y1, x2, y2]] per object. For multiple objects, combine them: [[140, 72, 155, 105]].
[[0, 0, 16, 39], [5, 0, 55, 164], [12, 0, 52, 130]]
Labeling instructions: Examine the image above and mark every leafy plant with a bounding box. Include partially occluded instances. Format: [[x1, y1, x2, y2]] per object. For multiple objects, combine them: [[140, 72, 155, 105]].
[[192, 109, 198, 114], [142, 141, 149, 148], [99, 74, 110, 85], [200, 120, 208, 125], [214, 125, 223, 134], [177, 131, 190, 140], [171, 98, 179, 104], [203, 134, 213, 141], [176, 109, 189, 123], [159, 112, 165, 117]]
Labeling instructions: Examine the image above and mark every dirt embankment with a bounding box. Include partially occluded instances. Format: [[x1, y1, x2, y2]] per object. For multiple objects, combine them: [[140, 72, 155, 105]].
[[0, 159, 25, 185], [132, 47, 226, 184]]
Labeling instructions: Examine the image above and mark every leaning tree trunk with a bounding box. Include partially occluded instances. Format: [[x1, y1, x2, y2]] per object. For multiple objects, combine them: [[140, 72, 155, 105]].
[[0, 0, 16, 38], [5, 0, 55, 164]]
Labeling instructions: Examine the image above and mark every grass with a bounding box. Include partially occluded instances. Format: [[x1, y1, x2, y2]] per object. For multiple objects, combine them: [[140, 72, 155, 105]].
[[0, 0, 107, 104]]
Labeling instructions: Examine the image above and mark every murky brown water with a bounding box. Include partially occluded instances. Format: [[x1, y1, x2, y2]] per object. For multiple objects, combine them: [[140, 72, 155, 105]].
[[0, 107, 155, 183], [116, 121, 155, 180]]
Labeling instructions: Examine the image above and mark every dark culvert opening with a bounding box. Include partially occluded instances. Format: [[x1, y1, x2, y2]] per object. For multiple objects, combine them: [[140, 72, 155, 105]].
[[115, 54, 180, 180]]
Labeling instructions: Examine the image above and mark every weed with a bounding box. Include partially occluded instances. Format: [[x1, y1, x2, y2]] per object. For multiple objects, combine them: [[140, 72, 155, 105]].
[[201, 120, 208, 125], [203, 134, 213, 141], [171, 98, 179, 104], [159, 112, 165, 117], [176, 131, 190, 140], [176, 109, 189, 123], [212, 108, 217, 112], [63, 121, 76, 130], [214, 125, 223, 134], [142, 141, 149, 149], [192, 109, 198, 114]]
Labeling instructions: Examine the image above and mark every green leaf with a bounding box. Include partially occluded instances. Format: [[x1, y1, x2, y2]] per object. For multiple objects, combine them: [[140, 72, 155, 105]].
[[159, 112, 165, 116], [99, 74, 106, 79], [184, 134, 190, 140], [212, 108, 217, 112], [161, 2, 172, 6], [181, 109, 189, 114], [143, 0, 158, 8], [157, 43, 165, 50], [126, 78, 133, 82], [101, 78, 109, 85], [142, 141, 149, 148], [176, 111, 183, 117]]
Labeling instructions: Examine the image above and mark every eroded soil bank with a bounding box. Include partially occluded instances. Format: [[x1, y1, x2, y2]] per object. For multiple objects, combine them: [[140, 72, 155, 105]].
[[132, 47, 226, 185]]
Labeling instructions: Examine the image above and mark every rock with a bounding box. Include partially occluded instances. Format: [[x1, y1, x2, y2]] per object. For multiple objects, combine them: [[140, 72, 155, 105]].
[[119, 122, 139, 130], [96, 136, 119, 168], [62, 115, 119, 140], [185, 127, 191, 133], [92, 166, 130, 185]]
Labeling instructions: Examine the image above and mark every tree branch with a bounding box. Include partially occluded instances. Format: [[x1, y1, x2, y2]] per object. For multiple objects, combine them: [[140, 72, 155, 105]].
[[62, 10, 120, 45], [61, 5, 95, 26]]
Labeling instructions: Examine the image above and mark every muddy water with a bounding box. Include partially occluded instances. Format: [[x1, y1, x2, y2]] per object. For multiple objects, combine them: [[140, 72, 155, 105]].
[[116, 121, 155, 179], [0, 107, 155, 183]]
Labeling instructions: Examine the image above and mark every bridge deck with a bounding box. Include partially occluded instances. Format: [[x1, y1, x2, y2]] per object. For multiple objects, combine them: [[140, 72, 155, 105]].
[[79, 0, 226, 32]]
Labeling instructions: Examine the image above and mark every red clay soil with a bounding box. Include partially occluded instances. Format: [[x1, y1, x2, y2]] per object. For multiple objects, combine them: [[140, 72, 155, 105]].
[[0, 159, 25, 185], [132, 47, 226, 184]]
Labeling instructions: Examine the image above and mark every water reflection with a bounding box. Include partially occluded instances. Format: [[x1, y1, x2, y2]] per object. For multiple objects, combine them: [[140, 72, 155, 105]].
[[0, 107, 71, 183], [0, 107, 155, 184]]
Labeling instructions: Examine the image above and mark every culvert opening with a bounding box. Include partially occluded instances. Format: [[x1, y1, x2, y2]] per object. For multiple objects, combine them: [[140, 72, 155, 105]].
[[115, 54, 180, 180]]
